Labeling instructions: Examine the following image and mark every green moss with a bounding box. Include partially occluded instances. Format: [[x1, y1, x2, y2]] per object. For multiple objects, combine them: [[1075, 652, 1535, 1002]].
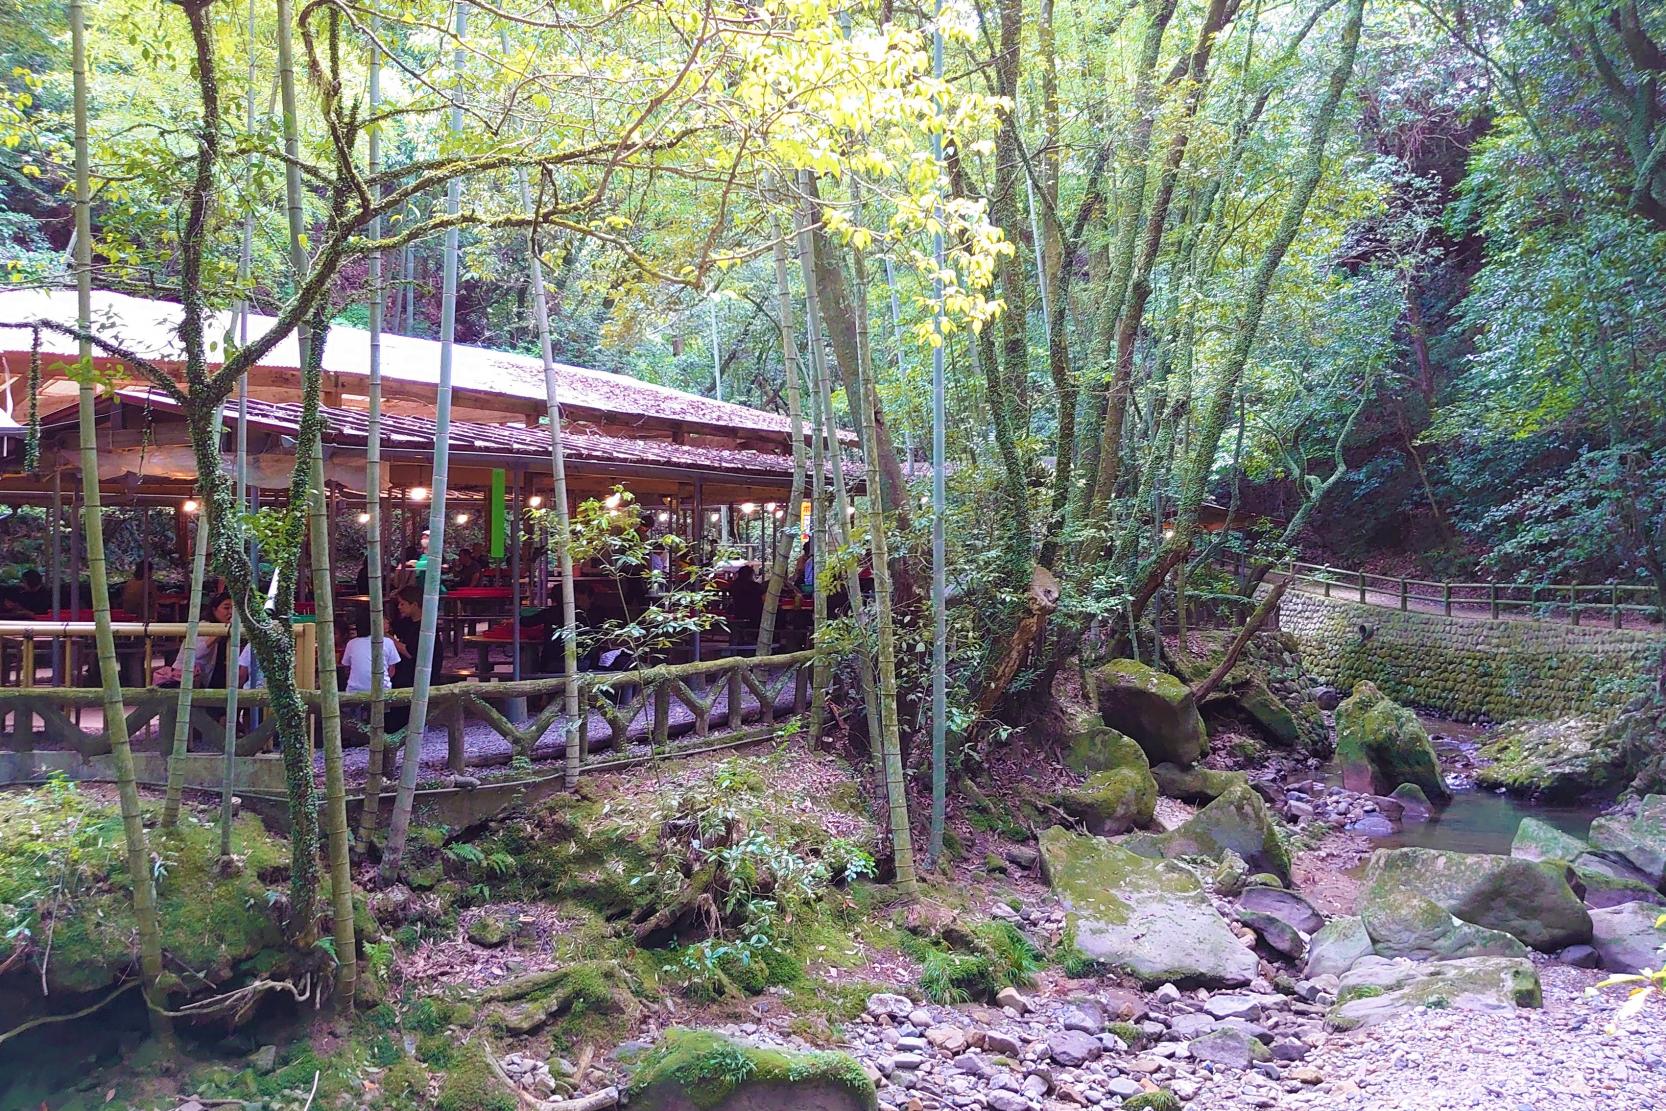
[[406, 996, 450, 1035], [628, 1028, 876, 1111], [1335, 984, 1385, 1005], [1335, 682, 1450, 800], [1124, 1091, 1181, 1111], [436, 1041, 516, 1111], [416, 1033, 457, 1068], [379, 1058, 429, 1106], [0, 783, 292, 997]]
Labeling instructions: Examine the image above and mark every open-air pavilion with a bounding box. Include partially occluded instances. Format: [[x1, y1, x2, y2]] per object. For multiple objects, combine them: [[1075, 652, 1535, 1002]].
[[0, 289, 836, 801]]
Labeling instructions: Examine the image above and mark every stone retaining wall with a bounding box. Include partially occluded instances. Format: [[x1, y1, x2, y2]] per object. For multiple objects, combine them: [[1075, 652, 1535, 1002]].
[[1276, 590, 1666, 722]]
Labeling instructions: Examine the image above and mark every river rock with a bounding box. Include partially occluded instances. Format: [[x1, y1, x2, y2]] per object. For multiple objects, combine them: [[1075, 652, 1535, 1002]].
[[1589, 901, 1666, 973], [1335, 682, 1450, 800], [1361, 886, 1529, 961], [1510, 817, 1592, 863], [1389, 782, 1433, 818], [1326, 956, 1542, 1031], [1363, 846, 1592, 951], [1238, 908, 1306, 959], [1587, 795, 1666, 888], [1092, 659, 1208, 766], [1047, 1029, 1102, 1067], [1151, 762, 1247, 804], [1040, 827, 1258, 987], [1187, 1027, 1271, 1069], [1240, 885, 1324, 935], [1124, 782, 1292, 884], [1304, 916, 1374, 978], [1057, 723, 1157, 835], [1476, 715, 1628, 799]]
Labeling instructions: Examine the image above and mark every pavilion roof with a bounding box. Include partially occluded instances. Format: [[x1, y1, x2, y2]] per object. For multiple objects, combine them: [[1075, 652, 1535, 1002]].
[[0, 288, 810, 445]]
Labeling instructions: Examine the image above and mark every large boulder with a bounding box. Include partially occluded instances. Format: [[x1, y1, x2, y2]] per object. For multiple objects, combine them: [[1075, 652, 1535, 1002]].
[[1238, 885, 1325, 935], [1124, 782, 1292, 884], [1509, 818, 1664, 909], [1476, 716, 1629, 800], [1326, 956, 1541, 1031], [1057, 720, 1157, 835], [1093, 659, 1208, 766], [1040, 827, 1258, 988], [1588, 795, 1666, 889], [1360, 886, 1528, 961], [1150, 763, 1247, 804], [1363, 847, 1592, 951], [627, 1029, 877, 1111], [1589, 901, 1666, 974], [1334, 682, 1449, 801], [1304, 916, 1374, 978]]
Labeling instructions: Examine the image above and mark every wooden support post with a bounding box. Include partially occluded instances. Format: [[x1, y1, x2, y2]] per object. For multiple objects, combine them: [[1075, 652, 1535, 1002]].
[[1569, 584, 1578, 626], [1398, 578, 1408, 611], [1442, 582, 1452, 616], [727, 665, 743, 730], [652, 680, 670, 747], [446, 697, 466, 773], [1323, 567, 1332, 598], [794, 662, 809, 714], [1613, 590, 1623, 630], [1358, 570, 1366, 603], [1489, 582, 1499, 620]]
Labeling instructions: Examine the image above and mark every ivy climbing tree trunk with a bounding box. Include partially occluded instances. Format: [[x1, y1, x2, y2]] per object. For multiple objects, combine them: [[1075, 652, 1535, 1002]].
[[69, 0, 172, 1044]]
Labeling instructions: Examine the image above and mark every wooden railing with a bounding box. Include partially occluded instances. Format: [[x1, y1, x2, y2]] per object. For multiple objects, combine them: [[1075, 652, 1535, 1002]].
[[0, 649, 819, 777], [1263, 559, 1664, 628]]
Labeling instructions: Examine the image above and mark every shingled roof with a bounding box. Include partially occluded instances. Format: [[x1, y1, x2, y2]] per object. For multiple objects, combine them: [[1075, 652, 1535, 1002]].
[[0, 288, 804, 445]]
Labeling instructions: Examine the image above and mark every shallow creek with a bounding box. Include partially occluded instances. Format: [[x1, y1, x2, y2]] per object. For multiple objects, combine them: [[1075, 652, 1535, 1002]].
[[1329, 714, 1608, 857]]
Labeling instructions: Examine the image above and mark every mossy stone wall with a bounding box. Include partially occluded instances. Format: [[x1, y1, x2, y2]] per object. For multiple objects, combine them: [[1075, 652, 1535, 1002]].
[[1277, 591, 1665, 722]]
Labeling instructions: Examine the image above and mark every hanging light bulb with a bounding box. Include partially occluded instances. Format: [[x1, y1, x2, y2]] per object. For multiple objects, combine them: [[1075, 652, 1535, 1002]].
[[656, 510, 671, 523], [740, 502, 757, 514], [356, 512, 371, 525], [528, 495, 543, 509], [763, 502, 777, 513], [182, 499, 200, 514], [455, 512, 470, 525], [410, 486, 429, 502], [604, 491, 623, 509]]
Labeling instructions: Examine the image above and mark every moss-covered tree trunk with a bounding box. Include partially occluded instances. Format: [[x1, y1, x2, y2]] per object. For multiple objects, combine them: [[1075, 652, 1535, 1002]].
[[69, 0, 172, 1043]]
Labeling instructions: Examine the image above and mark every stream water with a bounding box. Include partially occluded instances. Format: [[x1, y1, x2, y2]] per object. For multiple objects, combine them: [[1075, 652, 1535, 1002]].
[[1329, 715, 1608, 857]]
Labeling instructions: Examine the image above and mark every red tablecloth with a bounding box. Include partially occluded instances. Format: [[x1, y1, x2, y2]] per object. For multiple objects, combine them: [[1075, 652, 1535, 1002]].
[[447, 587, 514, 601], [470, 621, 543, 643]]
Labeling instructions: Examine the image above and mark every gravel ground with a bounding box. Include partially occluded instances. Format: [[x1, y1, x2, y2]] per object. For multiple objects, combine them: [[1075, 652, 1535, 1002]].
[[1187, 963, 1664, 1111]]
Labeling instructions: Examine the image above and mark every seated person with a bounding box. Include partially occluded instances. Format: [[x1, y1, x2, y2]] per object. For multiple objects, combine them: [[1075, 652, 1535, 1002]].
[[726, 563, 766, 635], [1, 569, 52, 618], [153, 593, 242, 688], [120, 561, 161, 619]]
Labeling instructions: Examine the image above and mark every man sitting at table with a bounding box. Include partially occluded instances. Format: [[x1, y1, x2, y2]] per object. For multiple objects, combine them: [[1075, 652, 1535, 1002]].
[[1, 569, 52, 618], [386, 584, 445, 732], [725, 563, 765, 641]]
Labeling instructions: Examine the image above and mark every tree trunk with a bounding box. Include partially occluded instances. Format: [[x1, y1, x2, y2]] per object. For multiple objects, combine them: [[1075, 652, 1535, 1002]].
[[161, 474, 212, 827], [1192, 578, 1288, 703], [974, 566, 1061, 718], [757, 223, 810, 657], [359, 23, 390, 842]]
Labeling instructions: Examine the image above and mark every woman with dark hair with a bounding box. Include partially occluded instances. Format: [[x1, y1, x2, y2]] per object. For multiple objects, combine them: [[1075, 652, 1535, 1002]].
[[156, 593, 239, 688], [386, 584, 444, 732]]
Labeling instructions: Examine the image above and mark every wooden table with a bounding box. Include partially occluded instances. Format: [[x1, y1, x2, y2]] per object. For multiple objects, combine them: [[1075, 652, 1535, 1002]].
[[463, 622, 546, 676]]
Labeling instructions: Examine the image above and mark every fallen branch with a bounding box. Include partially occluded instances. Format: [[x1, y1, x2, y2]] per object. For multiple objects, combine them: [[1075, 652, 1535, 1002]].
[[1191, 577, 1289, 703], [541, 1087, 620, 1111], [483, 1037, 545, 1111], [299, 1070, 320, 1111]]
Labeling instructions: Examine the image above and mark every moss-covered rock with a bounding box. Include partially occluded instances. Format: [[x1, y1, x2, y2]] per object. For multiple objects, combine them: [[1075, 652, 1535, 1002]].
[[1587, 795, 1666, 888], [1123, 782, 1292, 884], [1055, 722, 1156, 835], [1304, 916, 1373, 978], [1589, 901, 1666, 973], [1476, 716, 1629, 800], [1038, 827, 1257, 988], [479, 960, 640, 1039], [1150, 763, 1247, 804], [1363, 847, 1592, 951], [1326, 956, 1541, 1031], [627, 1028, 877, 1111], [1334, 682, 1450, 801], [1509, 818, 1664, 908], [0, 783, 290, 998], [435, 1040, 517, 1111], [467, 915, 511, 948], [1092, 659, 1208, 766], [1360, 885, 1529, 961]]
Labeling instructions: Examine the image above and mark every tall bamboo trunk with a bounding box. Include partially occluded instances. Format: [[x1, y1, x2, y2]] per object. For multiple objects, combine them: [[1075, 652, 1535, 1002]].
[[276, 0, 353, 998], [757, 226, 809, 656], [383, 6, 468, 878], [501, 28, 582, 788], [359, 21, 390, 841], [69, 0, 172, 1043], [161, 476, 212, 826]]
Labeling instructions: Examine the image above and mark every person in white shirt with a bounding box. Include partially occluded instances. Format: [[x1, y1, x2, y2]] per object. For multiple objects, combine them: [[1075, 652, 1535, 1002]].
[[340, 607, 402, 695]]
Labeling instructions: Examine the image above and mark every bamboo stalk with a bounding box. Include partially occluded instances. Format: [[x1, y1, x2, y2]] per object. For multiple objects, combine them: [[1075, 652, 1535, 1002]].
[[757, 215, 809, 658], [69, 0, 172, 1044], [161, 478, 212, 826], [383, 6, 468, 880], [358, 17, 390, 841]]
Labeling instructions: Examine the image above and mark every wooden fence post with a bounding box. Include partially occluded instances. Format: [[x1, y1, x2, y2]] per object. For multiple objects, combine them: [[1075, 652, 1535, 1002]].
[[1358, 571, 1366, 603], [1442, 582, 1452, 616], [1568, 585, 1578, 626], [1489, 583, 1498, 621], [1398, 578, 1407, 611], [1323, 567, 1332, 598], [1613, 589, 1623, 630], [652, 679, 670, 748], [727, 664, 744, 730]]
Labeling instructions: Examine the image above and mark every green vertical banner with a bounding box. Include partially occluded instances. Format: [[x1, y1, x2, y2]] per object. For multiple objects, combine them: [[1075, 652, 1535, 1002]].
[[490, 468, 506, 560]]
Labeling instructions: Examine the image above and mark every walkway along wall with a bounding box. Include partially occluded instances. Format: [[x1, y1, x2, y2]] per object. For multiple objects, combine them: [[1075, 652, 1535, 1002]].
[[1276, 590, 1666, 722]]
